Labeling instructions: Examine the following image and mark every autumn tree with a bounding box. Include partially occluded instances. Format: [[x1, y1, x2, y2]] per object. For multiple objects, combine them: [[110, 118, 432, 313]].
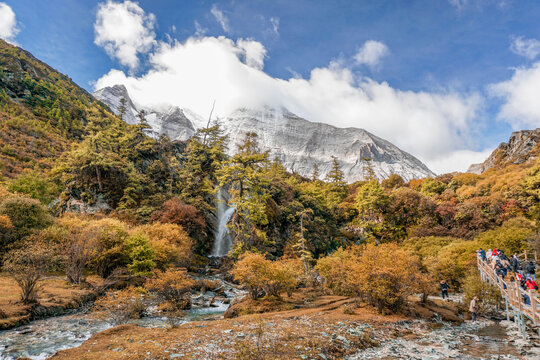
[[145, 268, 195, 310], [381, 174, 405, 190], [3, 241, 53, 303], [232, 252, 301, 299], [50, 216, 99, 284], [150, 198, 206, 252], [316, 244, 422, 313], [135, 222, 193, 269], [0, 195, 53, 251], [86, 218, 131, 278]]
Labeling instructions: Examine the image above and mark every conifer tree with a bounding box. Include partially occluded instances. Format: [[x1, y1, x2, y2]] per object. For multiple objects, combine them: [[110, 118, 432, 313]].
[[217, 132, 272, 256], [312, 163, 320, 181], [118, 98, 127, 121]]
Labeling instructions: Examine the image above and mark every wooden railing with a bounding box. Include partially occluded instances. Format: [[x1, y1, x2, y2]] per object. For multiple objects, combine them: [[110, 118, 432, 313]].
[[477, 253, 540, 337], [516, 250, 539, 263]]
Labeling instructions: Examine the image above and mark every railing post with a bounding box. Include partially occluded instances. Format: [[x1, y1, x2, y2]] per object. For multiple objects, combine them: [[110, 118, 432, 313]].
[[505, 297, 510, 322], [524, 250, 528, 261], [531, 290, 538, 324], [535, 251, 538, 263]]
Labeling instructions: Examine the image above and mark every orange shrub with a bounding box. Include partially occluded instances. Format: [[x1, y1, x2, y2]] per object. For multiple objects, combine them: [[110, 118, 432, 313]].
[[232, 252, 302, 299], [145, 268, 195, 310], [134, 222, 193, 269], [316, 244, 422, 313], [93, 287, 147, 323]]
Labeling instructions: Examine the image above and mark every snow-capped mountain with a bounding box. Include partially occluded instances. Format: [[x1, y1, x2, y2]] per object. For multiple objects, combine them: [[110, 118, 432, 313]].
[[93, 85, 435, 182]]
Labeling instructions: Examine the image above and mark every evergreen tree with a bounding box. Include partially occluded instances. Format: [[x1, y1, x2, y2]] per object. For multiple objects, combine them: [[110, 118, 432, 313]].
[[362, 157, 376, 181], [326, 156, 345, 185], [217, 132, 272, 256], [312, 163, 320, 181], [118, 98, 127, 121]]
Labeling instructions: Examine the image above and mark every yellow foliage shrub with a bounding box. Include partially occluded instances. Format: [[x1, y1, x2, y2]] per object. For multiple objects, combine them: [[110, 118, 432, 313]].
[[232, 252, 302, 299], [145, 268, 195, 310], [316, 244, 422, 313], [134, 222, 193, 269]]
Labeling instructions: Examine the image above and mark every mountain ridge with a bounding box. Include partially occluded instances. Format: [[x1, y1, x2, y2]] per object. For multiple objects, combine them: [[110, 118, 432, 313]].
[[93, 85, 435, 182], [467, 129, 540, 174]]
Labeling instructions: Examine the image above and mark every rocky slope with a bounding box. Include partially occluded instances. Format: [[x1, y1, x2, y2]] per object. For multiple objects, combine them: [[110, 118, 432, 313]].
[[468, 129, 540, 174], [93, 85, 435, 182]]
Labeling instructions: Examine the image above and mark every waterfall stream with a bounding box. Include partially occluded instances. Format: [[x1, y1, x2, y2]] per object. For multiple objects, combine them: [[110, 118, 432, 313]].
[[211, 188, 235, 257]]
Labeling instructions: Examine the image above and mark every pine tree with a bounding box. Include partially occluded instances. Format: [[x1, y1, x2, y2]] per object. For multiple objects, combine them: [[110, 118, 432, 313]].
[[362, 157, 376, 181], [293, 208, 314, 273], [326, 156, 345, 185], [217, 132, 272, 256], [118, 98, 127, 121], [312, 163, 320, 181]]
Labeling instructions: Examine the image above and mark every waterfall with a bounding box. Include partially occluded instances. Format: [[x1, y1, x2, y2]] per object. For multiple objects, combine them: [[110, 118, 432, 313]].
[[211, 188, 235, 256]]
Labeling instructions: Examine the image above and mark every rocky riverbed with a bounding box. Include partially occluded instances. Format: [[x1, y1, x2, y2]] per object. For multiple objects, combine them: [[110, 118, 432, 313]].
[[0, 275, 244, 360], [349, 319, 540, 359], [47, 292, 540, 360]]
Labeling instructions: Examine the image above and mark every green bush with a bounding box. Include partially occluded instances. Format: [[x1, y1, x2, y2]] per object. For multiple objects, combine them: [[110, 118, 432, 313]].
[[125, 233, 156, 276], [0, 195, 53, 251]]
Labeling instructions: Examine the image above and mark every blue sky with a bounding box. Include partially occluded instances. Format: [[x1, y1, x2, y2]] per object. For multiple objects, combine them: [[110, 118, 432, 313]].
[[2, 0, 540, 173]]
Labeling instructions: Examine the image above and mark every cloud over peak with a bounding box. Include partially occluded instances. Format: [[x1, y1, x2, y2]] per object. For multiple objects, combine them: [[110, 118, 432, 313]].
[[95, 34, 486, 174], [0, 2, 19, 43], [94, 0, 156, 70], [354, 40, 389, 68]]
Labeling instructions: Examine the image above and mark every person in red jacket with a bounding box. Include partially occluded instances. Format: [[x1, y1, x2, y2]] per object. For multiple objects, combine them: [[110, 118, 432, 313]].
[[525, 277, 538, 291]]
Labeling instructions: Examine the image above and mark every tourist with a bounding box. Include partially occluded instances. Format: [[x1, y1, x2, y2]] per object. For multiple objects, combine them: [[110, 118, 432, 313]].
[[525, 261, 536, 280], [511, 254, 519, 273], [486, 249, 493, 262], [469, 296, 478, 322], [440, 280, 449, 300], [479, 248, 486, 261], [525, 277, 538, 291]]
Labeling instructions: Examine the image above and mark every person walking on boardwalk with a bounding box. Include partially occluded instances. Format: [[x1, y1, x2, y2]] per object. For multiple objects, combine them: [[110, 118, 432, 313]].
[[440, 280, 449, 300], [511, 253, 519, 273], [525, 276, 538, 291], [469, 297, 478, 322], [525, 261, 536, 280]]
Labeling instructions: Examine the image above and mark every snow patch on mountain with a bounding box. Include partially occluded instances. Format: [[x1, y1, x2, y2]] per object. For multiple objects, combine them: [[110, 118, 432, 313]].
[[93, 85, 435, 182]]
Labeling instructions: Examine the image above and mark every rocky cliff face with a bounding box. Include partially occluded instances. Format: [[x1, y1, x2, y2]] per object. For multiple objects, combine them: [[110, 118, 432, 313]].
[[93, 85, 435, 182], [467, 129, 540, 174]]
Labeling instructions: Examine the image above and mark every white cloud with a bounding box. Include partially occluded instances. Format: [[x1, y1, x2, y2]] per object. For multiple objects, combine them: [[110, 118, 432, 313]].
[[194, 20, 207, 37], [0, 2, 19, 42], [449, 0, 468, 9], [211, 4, 230, 33], [95, 35, 485, 174], [510, 36, 540, 60], [490, 62, 540, 129], [428, 149, 493, 174], [354, 40, 389, 68], [236, 38, 266, 70], [94, 1, 156, 70], [270, 17, 279, 36]]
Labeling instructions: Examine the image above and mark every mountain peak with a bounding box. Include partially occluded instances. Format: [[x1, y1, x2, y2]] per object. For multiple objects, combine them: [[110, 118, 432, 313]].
[[467, 129, 540, 174], [93, 85, 435, 182]]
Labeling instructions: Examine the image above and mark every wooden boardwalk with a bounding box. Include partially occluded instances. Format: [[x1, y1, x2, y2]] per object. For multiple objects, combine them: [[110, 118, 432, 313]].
[[477, 251, 539, 338]]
